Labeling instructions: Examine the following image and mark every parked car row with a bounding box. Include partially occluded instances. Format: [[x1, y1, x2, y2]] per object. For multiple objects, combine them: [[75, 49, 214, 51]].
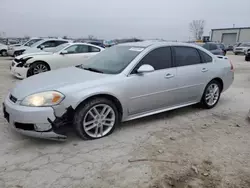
[[3, 40, 234, 141], [10, 42, 104, 79], [195, 42, 226, 56]]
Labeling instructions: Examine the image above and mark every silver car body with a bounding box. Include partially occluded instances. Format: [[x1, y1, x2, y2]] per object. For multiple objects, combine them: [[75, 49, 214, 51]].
[[3, 41, 234, 140]]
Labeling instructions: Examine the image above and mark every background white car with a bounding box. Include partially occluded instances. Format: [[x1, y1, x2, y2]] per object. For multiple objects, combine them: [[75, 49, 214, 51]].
[[10, 43, 104, 79], [233, 42, 250, 55], [23, 38, 71, 54], [7, 38, 42, 57], [12, 38, 71, 56]]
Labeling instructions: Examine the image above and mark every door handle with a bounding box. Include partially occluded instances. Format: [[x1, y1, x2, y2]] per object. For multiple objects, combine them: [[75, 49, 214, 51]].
[[201, 68, 208, 72], [165, 73, 174, 79]]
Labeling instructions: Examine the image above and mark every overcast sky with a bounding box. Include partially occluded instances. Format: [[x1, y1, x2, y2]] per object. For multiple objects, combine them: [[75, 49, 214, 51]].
[[0, 0, 250, 40]]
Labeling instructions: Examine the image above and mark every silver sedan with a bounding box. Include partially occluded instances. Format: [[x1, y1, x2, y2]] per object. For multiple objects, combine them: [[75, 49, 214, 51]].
[[3, 41, 234, 140]]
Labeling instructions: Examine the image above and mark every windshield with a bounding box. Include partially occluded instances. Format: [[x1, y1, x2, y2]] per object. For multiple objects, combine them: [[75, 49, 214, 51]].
[[30, 39, 45, 47], [240, 43, 250, 47], [52, 43, 70, 53], [81, 46, 144, 74], [24, 39, 42, 46]]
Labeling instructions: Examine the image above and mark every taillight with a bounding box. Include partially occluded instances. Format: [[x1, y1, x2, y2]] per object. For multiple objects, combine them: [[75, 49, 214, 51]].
[[230, 60, 234, 71]]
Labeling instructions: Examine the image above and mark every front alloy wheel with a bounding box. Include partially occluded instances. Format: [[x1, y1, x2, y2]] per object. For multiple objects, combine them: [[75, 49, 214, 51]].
[[74, 98, 119, 140], [83, 104, 115, 138]]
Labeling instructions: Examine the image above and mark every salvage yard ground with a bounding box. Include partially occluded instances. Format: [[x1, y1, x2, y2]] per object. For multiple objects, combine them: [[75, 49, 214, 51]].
[[0, 54, 250, 188]]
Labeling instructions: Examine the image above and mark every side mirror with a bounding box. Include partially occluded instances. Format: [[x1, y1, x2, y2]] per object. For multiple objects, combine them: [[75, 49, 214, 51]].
[[39, 45, 45, 50], [60, 50, 68, 55], [137, 64, 154, 74]]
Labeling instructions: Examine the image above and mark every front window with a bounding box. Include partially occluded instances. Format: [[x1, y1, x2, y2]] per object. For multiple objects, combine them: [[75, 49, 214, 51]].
[[24, 39, 42, 46], [81, 46, 144, 74], [52, 43, 70, 53]]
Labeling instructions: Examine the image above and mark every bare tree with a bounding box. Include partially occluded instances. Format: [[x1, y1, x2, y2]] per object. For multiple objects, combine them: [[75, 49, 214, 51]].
[[189, 20, 205, 40]]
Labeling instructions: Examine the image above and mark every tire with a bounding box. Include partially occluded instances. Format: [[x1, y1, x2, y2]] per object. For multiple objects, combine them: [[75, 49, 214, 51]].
[[74, 97, 120, 140], [234, 52, 238, 55], [28, 61, 50, 77], [246, 56, 250, 62], [200, 80, 222, 109], [13, 51, 22, 57], [0, 50, 7, 57]]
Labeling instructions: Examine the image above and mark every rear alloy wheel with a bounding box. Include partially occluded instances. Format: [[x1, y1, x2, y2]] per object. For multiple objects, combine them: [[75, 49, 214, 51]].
[[0, 50, 7, 57], [30, 62, 49, 76], [74, 98, 119, 140], [200, 80, 221, 109]]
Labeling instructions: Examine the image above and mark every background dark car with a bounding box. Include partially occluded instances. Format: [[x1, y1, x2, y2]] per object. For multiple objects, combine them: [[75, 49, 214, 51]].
[[196, 42, 225, 56], [217, 43, 227, 55]]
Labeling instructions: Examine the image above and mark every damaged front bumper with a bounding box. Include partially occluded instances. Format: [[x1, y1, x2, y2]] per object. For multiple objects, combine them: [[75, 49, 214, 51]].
[[3, 95, 74, 141]]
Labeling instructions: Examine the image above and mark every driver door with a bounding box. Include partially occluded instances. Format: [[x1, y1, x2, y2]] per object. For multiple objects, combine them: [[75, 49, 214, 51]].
[[126, 47, 178, 115]]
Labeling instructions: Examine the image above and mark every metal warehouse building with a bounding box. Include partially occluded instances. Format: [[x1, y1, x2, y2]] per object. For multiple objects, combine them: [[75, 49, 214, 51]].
[[211, 27, 250, 45]]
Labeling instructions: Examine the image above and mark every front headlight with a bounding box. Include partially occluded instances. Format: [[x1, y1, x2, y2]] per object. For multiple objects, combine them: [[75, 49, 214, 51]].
[[20, 91, 65, 107], [16, 57, 33, 67]]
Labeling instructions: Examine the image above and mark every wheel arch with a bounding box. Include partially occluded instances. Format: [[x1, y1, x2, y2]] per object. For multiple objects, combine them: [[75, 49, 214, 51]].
[[30, 60, 51, 70], [209, 77, 224, 91], [74, 93, 123, 119]]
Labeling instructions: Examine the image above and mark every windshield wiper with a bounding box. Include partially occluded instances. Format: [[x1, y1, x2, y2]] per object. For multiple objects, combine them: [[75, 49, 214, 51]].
[[83, 67, 103, 73]]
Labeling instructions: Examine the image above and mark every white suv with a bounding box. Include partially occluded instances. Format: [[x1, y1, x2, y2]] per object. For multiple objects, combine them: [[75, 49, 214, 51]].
[[233, 42, 250, 55], [7, 38, 42, 57], [15, 39, 71, 56]]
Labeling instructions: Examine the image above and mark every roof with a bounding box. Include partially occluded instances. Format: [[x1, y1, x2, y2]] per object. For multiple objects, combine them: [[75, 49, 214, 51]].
[[118, 41, 202, 48], [211, 27, 250, 31]]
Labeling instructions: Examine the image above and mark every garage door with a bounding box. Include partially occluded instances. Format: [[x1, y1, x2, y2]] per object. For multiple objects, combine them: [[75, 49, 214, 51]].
[[222, 33, 237, 45]]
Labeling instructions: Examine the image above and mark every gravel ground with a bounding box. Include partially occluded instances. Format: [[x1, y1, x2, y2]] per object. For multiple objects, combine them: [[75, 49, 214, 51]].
[[0, 54, 250, 188]]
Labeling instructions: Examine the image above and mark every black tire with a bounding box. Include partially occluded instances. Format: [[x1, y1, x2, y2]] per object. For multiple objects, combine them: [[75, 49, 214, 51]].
[[13, 51, 22, 57], [246, 56, 250, 62], [200, 80, 222, 109], [0, 50, 7, 57], [234, 52, 238, 55], [28, 61, 50, 77], [74, 97, 120, 140]]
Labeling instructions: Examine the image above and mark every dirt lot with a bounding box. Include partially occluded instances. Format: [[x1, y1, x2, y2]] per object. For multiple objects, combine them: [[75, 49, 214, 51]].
[[0, 54, 250, 188]]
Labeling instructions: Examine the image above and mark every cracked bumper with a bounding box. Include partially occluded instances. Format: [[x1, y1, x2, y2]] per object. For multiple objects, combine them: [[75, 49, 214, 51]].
[[3, 95, 67, 141], [10, 63, 28, 79]]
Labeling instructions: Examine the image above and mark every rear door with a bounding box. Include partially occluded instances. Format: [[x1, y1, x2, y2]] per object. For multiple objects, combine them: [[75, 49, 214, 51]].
[[172, 46, 212, 105]]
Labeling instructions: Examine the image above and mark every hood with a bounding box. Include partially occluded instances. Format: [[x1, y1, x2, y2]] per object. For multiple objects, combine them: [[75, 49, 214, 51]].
[[10, 66, 112, 99], [15, 51, 53, 59], [12, 46, 30, 51], [23, 47, 43, 54], [0, 44, 7, 49]]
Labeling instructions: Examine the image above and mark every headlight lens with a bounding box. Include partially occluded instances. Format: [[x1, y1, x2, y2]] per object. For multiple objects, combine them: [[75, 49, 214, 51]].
[[20, 91, 65, 107]]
